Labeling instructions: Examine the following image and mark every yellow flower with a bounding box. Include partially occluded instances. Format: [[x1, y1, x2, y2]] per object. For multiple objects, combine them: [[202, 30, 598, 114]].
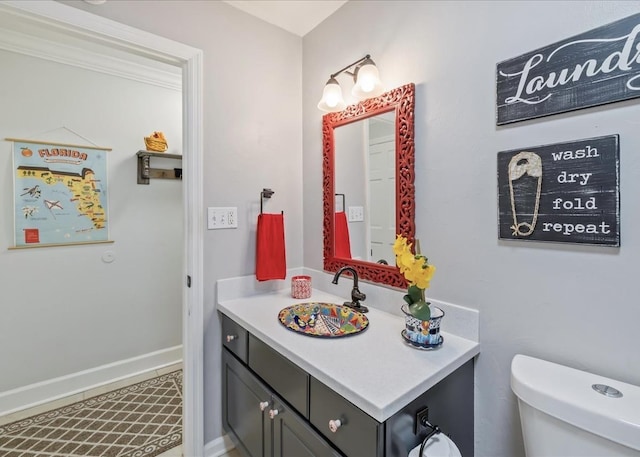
[[397, 250, 415, 273], [393, 234, 410, 256], [394, 235, 436, 292], [414, 264, 435, 289]]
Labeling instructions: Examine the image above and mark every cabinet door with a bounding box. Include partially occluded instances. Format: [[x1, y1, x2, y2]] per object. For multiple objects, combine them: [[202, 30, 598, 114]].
[[223, 349, 272, 457], [271, 398, 343, 457]]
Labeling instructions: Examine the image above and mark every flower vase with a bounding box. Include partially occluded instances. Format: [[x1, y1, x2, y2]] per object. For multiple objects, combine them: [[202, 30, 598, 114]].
[[400, 304, 444, 349]]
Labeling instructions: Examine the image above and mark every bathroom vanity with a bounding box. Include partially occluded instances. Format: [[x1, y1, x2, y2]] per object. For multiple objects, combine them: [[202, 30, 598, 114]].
[[218, 280, 480, 457]]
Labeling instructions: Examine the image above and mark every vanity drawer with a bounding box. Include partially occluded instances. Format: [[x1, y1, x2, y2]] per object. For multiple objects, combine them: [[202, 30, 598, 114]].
[[221, 314, 248, 363], [309, 377, 382, 457], [248, 334, 309, 418]]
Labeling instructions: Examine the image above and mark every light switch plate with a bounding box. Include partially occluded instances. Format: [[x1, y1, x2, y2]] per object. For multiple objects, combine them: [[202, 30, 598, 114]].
[[207, 207, 238, 229], [348, 206, 364, 222]]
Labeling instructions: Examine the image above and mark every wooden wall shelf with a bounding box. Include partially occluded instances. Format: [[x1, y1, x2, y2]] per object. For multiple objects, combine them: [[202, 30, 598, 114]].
[[136, 150, 182, 184]]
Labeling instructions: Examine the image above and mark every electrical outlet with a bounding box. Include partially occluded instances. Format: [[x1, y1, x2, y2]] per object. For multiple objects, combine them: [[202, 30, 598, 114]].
[[207, 207, 238, 229], [348, 206, 364, 222]]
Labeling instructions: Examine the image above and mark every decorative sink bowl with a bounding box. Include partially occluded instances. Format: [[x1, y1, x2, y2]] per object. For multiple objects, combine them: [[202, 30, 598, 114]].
[[278, 302, 369, 338]]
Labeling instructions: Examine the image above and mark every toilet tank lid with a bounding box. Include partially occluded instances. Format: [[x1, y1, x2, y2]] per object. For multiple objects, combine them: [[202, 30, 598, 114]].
[[511, 354, 640, 452]]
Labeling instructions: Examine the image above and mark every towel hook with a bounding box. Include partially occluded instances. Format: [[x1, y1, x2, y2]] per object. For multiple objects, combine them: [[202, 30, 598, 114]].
[[260, 188, 283, 214]]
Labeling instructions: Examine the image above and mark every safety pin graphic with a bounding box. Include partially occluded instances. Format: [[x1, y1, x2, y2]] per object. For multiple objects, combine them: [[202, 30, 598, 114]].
[[508, 151, 542, 237]]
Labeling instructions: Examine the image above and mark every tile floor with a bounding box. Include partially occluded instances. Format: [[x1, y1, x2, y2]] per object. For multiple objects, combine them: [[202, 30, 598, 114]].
[[1, 364, 242, 457], [0, 363, 184, 456], [0, 363, 182, 427]]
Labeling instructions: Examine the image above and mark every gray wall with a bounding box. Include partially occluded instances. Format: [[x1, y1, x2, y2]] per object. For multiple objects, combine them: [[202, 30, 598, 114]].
[[303, 2, 640, 456], [61, 0, 304, 444], [0, 50, 182, 390]]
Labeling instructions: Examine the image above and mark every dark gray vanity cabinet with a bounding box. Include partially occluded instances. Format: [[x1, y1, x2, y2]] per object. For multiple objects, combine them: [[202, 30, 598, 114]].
[[222, 316, 342, 457], [223, 350, 341, 457], [223, 349, 271, 457], [221, 314, 474, 457]]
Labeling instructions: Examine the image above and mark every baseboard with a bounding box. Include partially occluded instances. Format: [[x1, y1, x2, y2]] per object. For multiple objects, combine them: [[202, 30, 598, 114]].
[[0, 345, 182, 416], [204, 434, 235, 457]]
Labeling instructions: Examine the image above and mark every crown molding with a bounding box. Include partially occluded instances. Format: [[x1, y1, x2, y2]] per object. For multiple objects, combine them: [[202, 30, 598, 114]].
[[0, 26, 181, 91]]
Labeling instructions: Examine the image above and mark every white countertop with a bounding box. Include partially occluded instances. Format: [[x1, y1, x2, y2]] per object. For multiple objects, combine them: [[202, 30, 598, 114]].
[[217, 286, 480, 423]]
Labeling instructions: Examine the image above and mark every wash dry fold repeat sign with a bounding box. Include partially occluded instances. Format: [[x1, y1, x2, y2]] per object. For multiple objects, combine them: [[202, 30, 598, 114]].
[[497, 135, 620, 247]]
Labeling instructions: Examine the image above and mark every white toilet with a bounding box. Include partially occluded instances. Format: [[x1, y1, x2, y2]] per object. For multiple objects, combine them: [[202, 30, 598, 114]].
[[511, 354, 640, 456]]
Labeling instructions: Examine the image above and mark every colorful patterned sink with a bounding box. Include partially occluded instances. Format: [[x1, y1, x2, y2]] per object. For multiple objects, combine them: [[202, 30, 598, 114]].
[[278, 302, 369, 338]]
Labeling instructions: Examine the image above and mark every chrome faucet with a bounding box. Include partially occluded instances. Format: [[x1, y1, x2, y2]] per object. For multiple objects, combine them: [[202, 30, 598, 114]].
[[331, 266, 368, 313]]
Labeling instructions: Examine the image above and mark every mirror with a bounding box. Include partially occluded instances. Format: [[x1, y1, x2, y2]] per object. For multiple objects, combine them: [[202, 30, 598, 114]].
[[334, 111, 396, 263], [323, 83, 415, 288]]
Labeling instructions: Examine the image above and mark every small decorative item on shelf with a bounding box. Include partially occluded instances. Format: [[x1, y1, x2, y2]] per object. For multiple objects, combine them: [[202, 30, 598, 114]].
[[394, 235, 444, 349], [144, 131, 168, 152]]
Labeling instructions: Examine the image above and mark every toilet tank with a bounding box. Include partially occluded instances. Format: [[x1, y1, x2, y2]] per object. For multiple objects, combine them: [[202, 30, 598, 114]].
[[511, 354, 640, 457]]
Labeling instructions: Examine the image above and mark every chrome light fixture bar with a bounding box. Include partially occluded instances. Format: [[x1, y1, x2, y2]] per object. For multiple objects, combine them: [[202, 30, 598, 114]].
[[317, 54, 384, 112]]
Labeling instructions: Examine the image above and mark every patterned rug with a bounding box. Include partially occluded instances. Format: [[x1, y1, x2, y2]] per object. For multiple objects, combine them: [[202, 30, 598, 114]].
[[0, 370, 182, 457]]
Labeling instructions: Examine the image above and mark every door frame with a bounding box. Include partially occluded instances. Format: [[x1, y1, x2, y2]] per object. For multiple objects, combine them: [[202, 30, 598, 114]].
[[0, 1, 205, 455]]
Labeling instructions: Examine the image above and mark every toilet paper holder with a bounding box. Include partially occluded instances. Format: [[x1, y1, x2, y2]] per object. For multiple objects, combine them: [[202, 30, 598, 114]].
[[417, 415, 441, 456]]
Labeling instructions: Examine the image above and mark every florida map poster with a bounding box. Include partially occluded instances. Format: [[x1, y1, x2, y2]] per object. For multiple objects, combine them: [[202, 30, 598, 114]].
[[10, 139, 111, 248]]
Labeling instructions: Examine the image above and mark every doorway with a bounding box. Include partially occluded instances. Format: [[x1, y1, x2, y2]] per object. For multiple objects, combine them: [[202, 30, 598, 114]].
[[0, 2, 204, 455]]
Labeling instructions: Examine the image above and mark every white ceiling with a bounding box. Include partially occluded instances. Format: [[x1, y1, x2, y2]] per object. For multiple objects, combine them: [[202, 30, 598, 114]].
[[223, 0, 348, 36]]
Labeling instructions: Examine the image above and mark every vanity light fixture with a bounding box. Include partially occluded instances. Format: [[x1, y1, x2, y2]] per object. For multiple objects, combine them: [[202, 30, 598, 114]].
[[317, 54, 384, 112]]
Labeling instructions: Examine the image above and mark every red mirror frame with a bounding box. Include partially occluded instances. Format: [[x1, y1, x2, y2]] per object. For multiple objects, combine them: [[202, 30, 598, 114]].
[[322, 83, 415, 288]]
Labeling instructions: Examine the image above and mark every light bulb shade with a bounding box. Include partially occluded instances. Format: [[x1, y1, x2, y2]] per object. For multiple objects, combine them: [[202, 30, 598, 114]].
[[317, 77, 346, 112], [352, 59, 384, 99]]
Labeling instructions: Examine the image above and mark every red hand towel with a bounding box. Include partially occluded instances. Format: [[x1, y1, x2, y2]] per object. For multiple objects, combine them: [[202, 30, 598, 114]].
[[334, 211, 352, 259], [256, 213, 286, 281]]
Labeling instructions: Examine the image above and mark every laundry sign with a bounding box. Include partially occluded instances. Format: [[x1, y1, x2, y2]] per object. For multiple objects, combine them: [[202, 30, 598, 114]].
[[497, 135, 620, 246], [496, 13, 640, 125]]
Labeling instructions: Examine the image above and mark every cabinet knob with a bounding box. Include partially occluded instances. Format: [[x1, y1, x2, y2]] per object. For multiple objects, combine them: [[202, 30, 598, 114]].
[[259, 401, 270, 411], [328, 419, 342, 433], [226, 335, 237, 343], [269, 409, 279, 419]]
